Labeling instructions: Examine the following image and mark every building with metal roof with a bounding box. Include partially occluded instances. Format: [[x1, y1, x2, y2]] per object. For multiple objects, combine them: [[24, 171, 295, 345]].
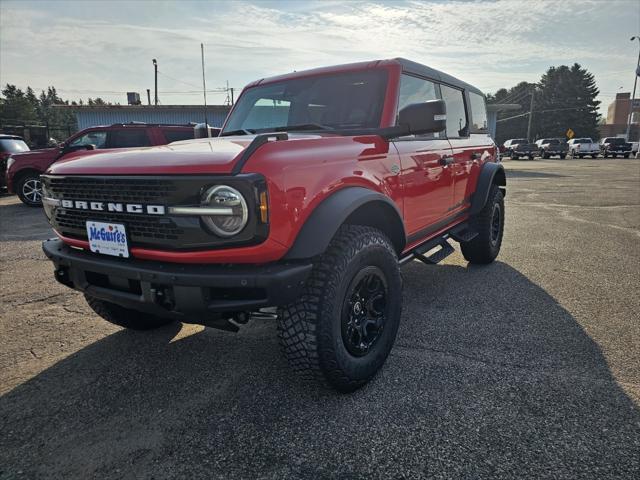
[[55, 105, 231, 131]]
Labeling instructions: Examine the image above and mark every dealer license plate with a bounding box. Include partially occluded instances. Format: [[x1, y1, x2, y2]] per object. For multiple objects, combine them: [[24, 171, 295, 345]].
[[86, 221, 130, 258]]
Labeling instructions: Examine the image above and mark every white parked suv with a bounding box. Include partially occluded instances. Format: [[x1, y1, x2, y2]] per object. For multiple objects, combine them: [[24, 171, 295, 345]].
[[567, 138, 599, 158]]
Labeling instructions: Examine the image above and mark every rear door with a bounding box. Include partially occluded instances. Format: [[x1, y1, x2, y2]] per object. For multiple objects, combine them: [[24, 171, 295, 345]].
[[444, 86, 490, 213], [392, 74, 454, 240]]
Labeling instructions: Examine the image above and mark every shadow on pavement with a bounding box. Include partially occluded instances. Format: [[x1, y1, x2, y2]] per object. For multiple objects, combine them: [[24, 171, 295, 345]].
[[505, 169, 567, 179], [1, 261, 638, 479], [0, 199, 51, 242]]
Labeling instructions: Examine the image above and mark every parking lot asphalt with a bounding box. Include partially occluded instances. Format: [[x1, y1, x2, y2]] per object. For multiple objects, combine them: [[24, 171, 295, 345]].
[[1, 158, 639, 479]]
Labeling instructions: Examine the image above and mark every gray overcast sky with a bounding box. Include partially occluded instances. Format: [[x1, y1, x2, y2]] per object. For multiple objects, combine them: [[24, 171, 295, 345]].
[[1, 0, 639, 114]]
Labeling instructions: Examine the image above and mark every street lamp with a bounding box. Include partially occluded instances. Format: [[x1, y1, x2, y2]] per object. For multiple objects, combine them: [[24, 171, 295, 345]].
[[152, 58, 158, 106], [625, 36, 640, 141]]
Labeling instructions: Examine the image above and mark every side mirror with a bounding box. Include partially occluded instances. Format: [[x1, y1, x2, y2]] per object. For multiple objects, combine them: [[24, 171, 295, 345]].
[[398, 99, 446, 136]]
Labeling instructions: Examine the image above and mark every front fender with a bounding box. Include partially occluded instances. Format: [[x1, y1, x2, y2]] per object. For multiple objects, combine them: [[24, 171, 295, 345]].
[[284, 187, 405, 260]]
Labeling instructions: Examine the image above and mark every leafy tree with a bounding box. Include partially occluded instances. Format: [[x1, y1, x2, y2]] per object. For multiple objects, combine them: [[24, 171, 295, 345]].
[[490, 64, 601, 143], [532, 63, 600, 140], [0, 85, 39, 125]]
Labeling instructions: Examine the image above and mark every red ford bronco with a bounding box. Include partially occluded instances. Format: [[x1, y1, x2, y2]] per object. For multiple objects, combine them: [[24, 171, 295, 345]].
[[41, 59, 505, 392]]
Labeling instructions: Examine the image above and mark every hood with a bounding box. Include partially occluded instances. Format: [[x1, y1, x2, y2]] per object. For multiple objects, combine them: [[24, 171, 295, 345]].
[[9, 147, 58, 162], [46, 134, 325, 175]]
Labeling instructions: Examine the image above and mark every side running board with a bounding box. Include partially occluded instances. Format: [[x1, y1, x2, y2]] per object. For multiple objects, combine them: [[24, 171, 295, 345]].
[[400, 222, 478, 266]]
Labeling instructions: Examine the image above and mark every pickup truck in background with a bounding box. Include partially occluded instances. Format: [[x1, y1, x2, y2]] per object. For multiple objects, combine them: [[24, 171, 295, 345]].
[[567, 138, 599, 158], [600, 137, 632, 158], [502, 138, 536, 160], [535, 138, 568, 159]]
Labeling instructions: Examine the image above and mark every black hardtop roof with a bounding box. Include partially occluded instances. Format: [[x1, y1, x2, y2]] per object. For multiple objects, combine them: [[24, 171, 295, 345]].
[[395, 58, 485, 97]]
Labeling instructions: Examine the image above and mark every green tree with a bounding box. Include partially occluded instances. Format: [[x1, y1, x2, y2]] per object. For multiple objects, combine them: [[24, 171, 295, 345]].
[[532, 63, 600, 140], [490, 64, 601, 143], [0, 85, 39, 125]]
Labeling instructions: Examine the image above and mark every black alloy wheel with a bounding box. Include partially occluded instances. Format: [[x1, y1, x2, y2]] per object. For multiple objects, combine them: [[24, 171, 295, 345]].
[[341, 267, 388, 357]]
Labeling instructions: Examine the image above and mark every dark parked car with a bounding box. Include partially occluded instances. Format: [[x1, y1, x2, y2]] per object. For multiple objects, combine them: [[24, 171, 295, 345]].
[[536, 138, 568, 159], [600, 137, 632, 158], [502, 138, 536, 160], [6, 123, 196, 206], [0, 134, 30, 189]]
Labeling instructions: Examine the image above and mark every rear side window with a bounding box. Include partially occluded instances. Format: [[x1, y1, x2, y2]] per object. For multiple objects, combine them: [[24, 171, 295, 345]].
[[109, 129, 151, 148], [440, 85, 468, 138], [163, 129, 194, 143], [468, 92, 487, 133]]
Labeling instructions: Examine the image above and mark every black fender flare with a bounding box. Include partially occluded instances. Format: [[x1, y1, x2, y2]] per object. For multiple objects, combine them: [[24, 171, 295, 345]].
[[470, 162, 506, 216], [284, 187, 406, 260]]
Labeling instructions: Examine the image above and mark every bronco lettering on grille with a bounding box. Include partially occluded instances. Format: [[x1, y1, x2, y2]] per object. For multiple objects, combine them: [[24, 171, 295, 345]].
[[60, 199, 165, 215]]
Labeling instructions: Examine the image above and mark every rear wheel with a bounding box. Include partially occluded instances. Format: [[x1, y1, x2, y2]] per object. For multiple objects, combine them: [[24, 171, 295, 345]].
[[278, 225, 402, 392], [85, 294, 175, 330], [461, 185, 504, 265], [542, 151, 550, 159], [16, 172, 43, 207], [512, 153, 519, 160], [624, 153, 630, 159], [559, 154, 566, 159]]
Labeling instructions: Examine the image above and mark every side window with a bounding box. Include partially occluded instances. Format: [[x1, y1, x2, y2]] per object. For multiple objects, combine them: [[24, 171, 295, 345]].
[[468, 92, 487, 133], [397, 74, 440, 138], [163, 129, 194, 143], [397, 74, 438, 111], [109, 129, 151, 148], [68, 131, 107, 149], [440, 85, 468, 138]]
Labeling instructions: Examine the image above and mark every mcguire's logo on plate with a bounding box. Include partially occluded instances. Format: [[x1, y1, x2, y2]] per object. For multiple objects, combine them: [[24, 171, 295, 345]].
[[61, 199, 165, 215], [88, 223, 127, 245], [86, 221, 130, 258]]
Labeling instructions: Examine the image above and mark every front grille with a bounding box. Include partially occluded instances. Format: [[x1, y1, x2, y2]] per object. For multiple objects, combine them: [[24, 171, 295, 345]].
[[54, 210, 184, 241], [42, 174, 268, 251], [47, 176, 178, 203]]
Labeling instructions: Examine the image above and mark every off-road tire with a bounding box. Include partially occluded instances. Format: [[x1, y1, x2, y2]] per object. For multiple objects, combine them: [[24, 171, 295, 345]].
[[461, 184, 504, 264], [278, 225, 402, 392], [85, 294, 175, 330], [16, 172, 43, 207]]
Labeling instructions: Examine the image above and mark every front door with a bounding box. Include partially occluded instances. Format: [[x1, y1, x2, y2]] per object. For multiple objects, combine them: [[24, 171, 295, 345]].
[[392, 74, 455, 240]]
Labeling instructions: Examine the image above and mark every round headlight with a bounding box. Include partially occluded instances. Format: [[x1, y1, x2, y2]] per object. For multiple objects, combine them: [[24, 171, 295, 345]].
[[201, 185, 248, 237]]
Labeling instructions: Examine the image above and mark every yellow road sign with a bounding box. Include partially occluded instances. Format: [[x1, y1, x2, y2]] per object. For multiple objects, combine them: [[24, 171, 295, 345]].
[[566, 128, 575, 139]]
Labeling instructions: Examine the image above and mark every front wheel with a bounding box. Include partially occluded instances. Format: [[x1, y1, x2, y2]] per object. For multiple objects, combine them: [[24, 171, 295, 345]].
[[16, 172, 43, 207], [623, 153, 630, 159], [85, 295, 175, 330], [278, 225, 402, 392], [559, 154, 567, 159], [461, 185, 504, 264]]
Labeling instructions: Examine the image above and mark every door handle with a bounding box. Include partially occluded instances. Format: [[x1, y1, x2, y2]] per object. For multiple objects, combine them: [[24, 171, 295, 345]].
[[439, 156, 454, 166]]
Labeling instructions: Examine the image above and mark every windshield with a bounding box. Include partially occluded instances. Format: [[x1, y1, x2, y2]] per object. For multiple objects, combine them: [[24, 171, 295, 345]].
[[222, 70, 388, 135], [0, 138, 29, 153]]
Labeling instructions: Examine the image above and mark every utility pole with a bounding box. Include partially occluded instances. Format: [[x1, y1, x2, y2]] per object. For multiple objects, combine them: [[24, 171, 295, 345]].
[[526, 87, 535, 142], [230, 87, 234, 106], [625, 36, 640, 141], [201, 43, 210, 137], [146, 89, 151, 106], [152, 58, 158, 106]]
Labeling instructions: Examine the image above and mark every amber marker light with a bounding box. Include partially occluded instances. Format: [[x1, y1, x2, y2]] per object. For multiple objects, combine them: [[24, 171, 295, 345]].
[[259, 191, 269, 223]]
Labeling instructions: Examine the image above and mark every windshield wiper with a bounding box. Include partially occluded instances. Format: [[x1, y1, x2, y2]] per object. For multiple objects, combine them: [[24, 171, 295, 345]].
[[271, 123, 334, 132], [220, 128, 256, 137]]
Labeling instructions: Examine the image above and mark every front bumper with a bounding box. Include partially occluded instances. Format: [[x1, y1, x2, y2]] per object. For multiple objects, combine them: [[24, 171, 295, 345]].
[[43, 238, 312, 319]]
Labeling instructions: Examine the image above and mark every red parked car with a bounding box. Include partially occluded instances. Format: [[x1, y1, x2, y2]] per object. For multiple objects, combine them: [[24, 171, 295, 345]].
[[41, 58, 505, 391], [0, 134, 30, 189], [6, 123, 195, 206]]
